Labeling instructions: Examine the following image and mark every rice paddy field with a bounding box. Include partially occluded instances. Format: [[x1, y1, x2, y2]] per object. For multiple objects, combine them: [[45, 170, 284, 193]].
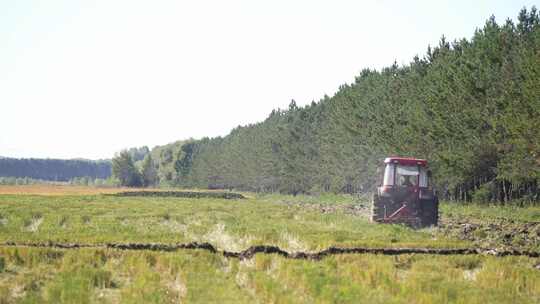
[[0, 185, 538, 303]]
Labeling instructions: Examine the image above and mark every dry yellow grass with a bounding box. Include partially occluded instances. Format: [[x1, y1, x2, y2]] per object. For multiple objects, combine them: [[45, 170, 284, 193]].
[[0, 185, 146, 196]]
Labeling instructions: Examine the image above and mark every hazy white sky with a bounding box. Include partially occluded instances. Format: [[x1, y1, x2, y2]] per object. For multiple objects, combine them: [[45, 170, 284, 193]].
[[1, 0, 537, 159]]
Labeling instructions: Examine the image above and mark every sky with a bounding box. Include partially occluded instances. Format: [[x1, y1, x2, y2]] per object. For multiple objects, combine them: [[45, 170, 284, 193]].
[[0, 0, 538, 160]]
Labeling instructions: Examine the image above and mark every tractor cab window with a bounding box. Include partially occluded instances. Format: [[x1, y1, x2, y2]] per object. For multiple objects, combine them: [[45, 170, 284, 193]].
[[396, 165, 419, 187], [383, 164, 395, 186], [419, 167, 428, 187]]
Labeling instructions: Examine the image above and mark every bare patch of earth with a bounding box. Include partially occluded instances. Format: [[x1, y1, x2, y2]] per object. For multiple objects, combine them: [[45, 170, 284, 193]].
[[439, 216, 540, 252]]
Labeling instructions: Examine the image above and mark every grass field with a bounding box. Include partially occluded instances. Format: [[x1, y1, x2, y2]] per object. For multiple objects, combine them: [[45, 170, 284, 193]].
[[0, 185, 538, 303]]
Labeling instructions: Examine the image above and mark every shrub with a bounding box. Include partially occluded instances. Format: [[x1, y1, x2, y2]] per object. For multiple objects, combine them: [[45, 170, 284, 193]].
[[472, 182, 494, 203]]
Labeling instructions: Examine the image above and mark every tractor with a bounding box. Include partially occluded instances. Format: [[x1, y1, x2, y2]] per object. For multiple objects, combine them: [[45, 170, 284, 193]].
[[371, 157, 439, 227]]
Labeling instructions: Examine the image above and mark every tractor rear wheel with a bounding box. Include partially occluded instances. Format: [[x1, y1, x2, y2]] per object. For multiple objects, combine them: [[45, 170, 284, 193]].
[[371, 193, 386, 222], [421, 196, 439, 226]]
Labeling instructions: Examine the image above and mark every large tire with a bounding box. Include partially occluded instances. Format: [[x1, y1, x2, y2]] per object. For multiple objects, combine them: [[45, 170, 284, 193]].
[[371, 193, 386, 222], [421, 196, 439, 227]]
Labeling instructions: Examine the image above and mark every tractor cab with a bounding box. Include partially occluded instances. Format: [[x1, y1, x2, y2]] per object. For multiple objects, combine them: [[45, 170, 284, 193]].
[[372, 157, 438, 227]]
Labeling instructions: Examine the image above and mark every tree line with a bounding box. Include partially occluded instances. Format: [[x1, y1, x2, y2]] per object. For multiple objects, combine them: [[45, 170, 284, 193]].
[[0, 176, 115, 187], [31, 7, 537, 203], [130, 7, 538, 202], [0, 157, 111, 181]]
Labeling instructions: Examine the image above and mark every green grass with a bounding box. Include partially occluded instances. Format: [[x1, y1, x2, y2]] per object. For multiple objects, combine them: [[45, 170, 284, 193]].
[[0, 194, 468, 250], [0, 191, 539, 303], [0, 247, 538, 303]]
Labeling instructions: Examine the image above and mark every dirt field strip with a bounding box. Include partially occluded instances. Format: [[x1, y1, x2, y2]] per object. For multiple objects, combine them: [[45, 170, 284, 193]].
[[1, 241, 538, 259]]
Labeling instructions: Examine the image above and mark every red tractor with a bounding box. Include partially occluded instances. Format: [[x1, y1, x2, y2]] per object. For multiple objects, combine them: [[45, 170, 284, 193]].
[[371, 157, 439, 227]]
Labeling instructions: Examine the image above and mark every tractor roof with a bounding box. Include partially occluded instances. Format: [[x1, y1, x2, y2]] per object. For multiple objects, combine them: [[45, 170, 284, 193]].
[[384, 157, 427, 166]]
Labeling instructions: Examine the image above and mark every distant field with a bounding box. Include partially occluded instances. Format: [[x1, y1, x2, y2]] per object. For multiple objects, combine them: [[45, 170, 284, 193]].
[[0, 185, 235, 196], [0, 186, 538, 303]]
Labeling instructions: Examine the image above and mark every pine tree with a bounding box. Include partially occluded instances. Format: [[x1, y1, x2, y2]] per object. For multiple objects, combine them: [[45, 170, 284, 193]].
[[141, 154, 158, 187], [112, 151, 142, 187]]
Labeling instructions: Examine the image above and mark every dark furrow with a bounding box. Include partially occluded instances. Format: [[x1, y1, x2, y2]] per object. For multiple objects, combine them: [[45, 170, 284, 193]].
[[110, 191, 245, 199], [0, 241, 538, 259]]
